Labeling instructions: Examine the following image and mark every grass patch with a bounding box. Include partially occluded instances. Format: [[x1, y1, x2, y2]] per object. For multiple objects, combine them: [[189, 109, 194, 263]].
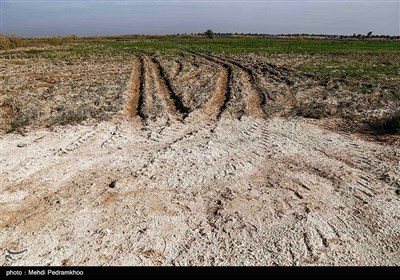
[[2, 36, 400, 57], [300, 63, 400, 79], [95, 38, 400, 55]]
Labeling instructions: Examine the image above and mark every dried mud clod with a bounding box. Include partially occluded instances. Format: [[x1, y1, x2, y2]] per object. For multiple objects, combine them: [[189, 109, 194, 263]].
[[109, 180, 117, 189]]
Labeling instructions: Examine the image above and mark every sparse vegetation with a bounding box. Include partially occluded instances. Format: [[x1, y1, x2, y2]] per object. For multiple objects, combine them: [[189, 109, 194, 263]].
[[0, 34, 26, 49], [1, 35, 399, 141], [0, 34, 79, 50]]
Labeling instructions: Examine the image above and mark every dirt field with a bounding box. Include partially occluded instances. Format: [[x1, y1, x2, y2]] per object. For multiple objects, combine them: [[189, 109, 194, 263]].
[[1, 47, 400, 265]]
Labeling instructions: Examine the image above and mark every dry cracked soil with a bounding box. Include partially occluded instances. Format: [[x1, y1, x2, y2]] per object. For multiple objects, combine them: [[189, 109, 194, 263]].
[[1, 52, 399, 266]]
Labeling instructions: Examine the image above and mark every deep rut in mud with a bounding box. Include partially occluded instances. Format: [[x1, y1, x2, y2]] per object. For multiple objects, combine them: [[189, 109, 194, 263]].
[[192, 52, 266, 115], [128, 53, 270, 124], [150, 57, 190, 118], [123, 52, 400, 149], [126, 57, 146, 122]]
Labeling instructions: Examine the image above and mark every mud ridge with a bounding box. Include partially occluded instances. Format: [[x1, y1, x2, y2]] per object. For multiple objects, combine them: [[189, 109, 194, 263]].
[[190, 52, 233, 119], [175, 60, 183, 77], [205, 53, 268, 110], [261, 63, 294, 86]]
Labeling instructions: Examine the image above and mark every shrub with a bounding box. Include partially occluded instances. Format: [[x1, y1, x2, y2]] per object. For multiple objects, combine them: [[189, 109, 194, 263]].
[[204, 29, 214, 39]]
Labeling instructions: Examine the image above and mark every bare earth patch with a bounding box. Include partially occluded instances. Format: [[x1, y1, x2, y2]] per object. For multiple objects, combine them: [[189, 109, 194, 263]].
[[1, 52, 399, 266]]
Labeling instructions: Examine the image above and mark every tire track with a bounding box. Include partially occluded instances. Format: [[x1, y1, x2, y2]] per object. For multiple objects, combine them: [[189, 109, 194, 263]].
[[137, 57, 146, 121], [138, 57, 228, 145], [175, 68, 202, 83], [126, 56, 145, 122], [56, 123, 106, 155], [189, 52, 234, 119], [218, 54, 306, 110], [207, 53, 268, 108], [216, 67, 233, 120], [227, 54, 295, 86], [193, 52, 264, 118], [141, 56, 179, 121], [150, 57, 190, 118], [203, 67, 229, 119], [174, 60, 183, 77], [258, 63, 295, 86]]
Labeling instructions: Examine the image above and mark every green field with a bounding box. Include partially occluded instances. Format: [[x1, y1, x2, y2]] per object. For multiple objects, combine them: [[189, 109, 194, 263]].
[[2, 36, 399, 82], [2, 36, 400, 54]]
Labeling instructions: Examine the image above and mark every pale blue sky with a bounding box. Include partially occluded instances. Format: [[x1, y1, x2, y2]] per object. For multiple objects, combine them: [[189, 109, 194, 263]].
[[1, 0, 399, 37]]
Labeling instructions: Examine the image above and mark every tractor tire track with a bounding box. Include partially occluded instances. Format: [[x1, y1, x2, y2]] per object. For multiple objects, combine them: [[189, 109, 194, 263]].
[[137, 57, 146, 121], [126, 56, 145, 122], [139, 56, 163, 121], [193, 52, 264, 117], [139, 56, 184, 122], [207, 53, 269, 108], [174, 60, 184, 78], [189, 52, 233, 120], [203, 67, 229, 118], [216, 67, 233, 120], [226, 54, 295, 86], [150, 57, 190, 118]]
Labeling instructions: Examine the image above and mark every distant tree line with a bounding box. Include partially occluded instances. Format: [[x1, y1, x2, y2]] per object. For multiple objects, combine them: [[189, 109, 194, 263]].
[[192, 30, 400, 40]]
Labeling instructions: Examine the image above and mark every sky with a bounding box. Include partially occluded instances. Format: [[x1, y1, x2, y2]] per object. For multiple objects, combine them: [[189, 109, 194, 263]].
[[0, 0, 399, 37]]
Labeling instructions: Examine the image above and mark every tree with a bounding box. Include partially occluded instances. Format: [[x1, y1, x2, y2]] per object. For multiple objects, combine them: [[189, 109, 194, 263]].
[[367, 31, 373, 37], [204, 29, 214, 39]]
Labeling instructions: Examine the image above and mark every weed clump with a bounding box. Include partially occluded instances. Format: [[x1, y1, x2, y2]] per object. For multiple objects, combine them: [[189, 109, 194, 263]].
[[0, 34, 26, 49], [0, 34, 78, 50]]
